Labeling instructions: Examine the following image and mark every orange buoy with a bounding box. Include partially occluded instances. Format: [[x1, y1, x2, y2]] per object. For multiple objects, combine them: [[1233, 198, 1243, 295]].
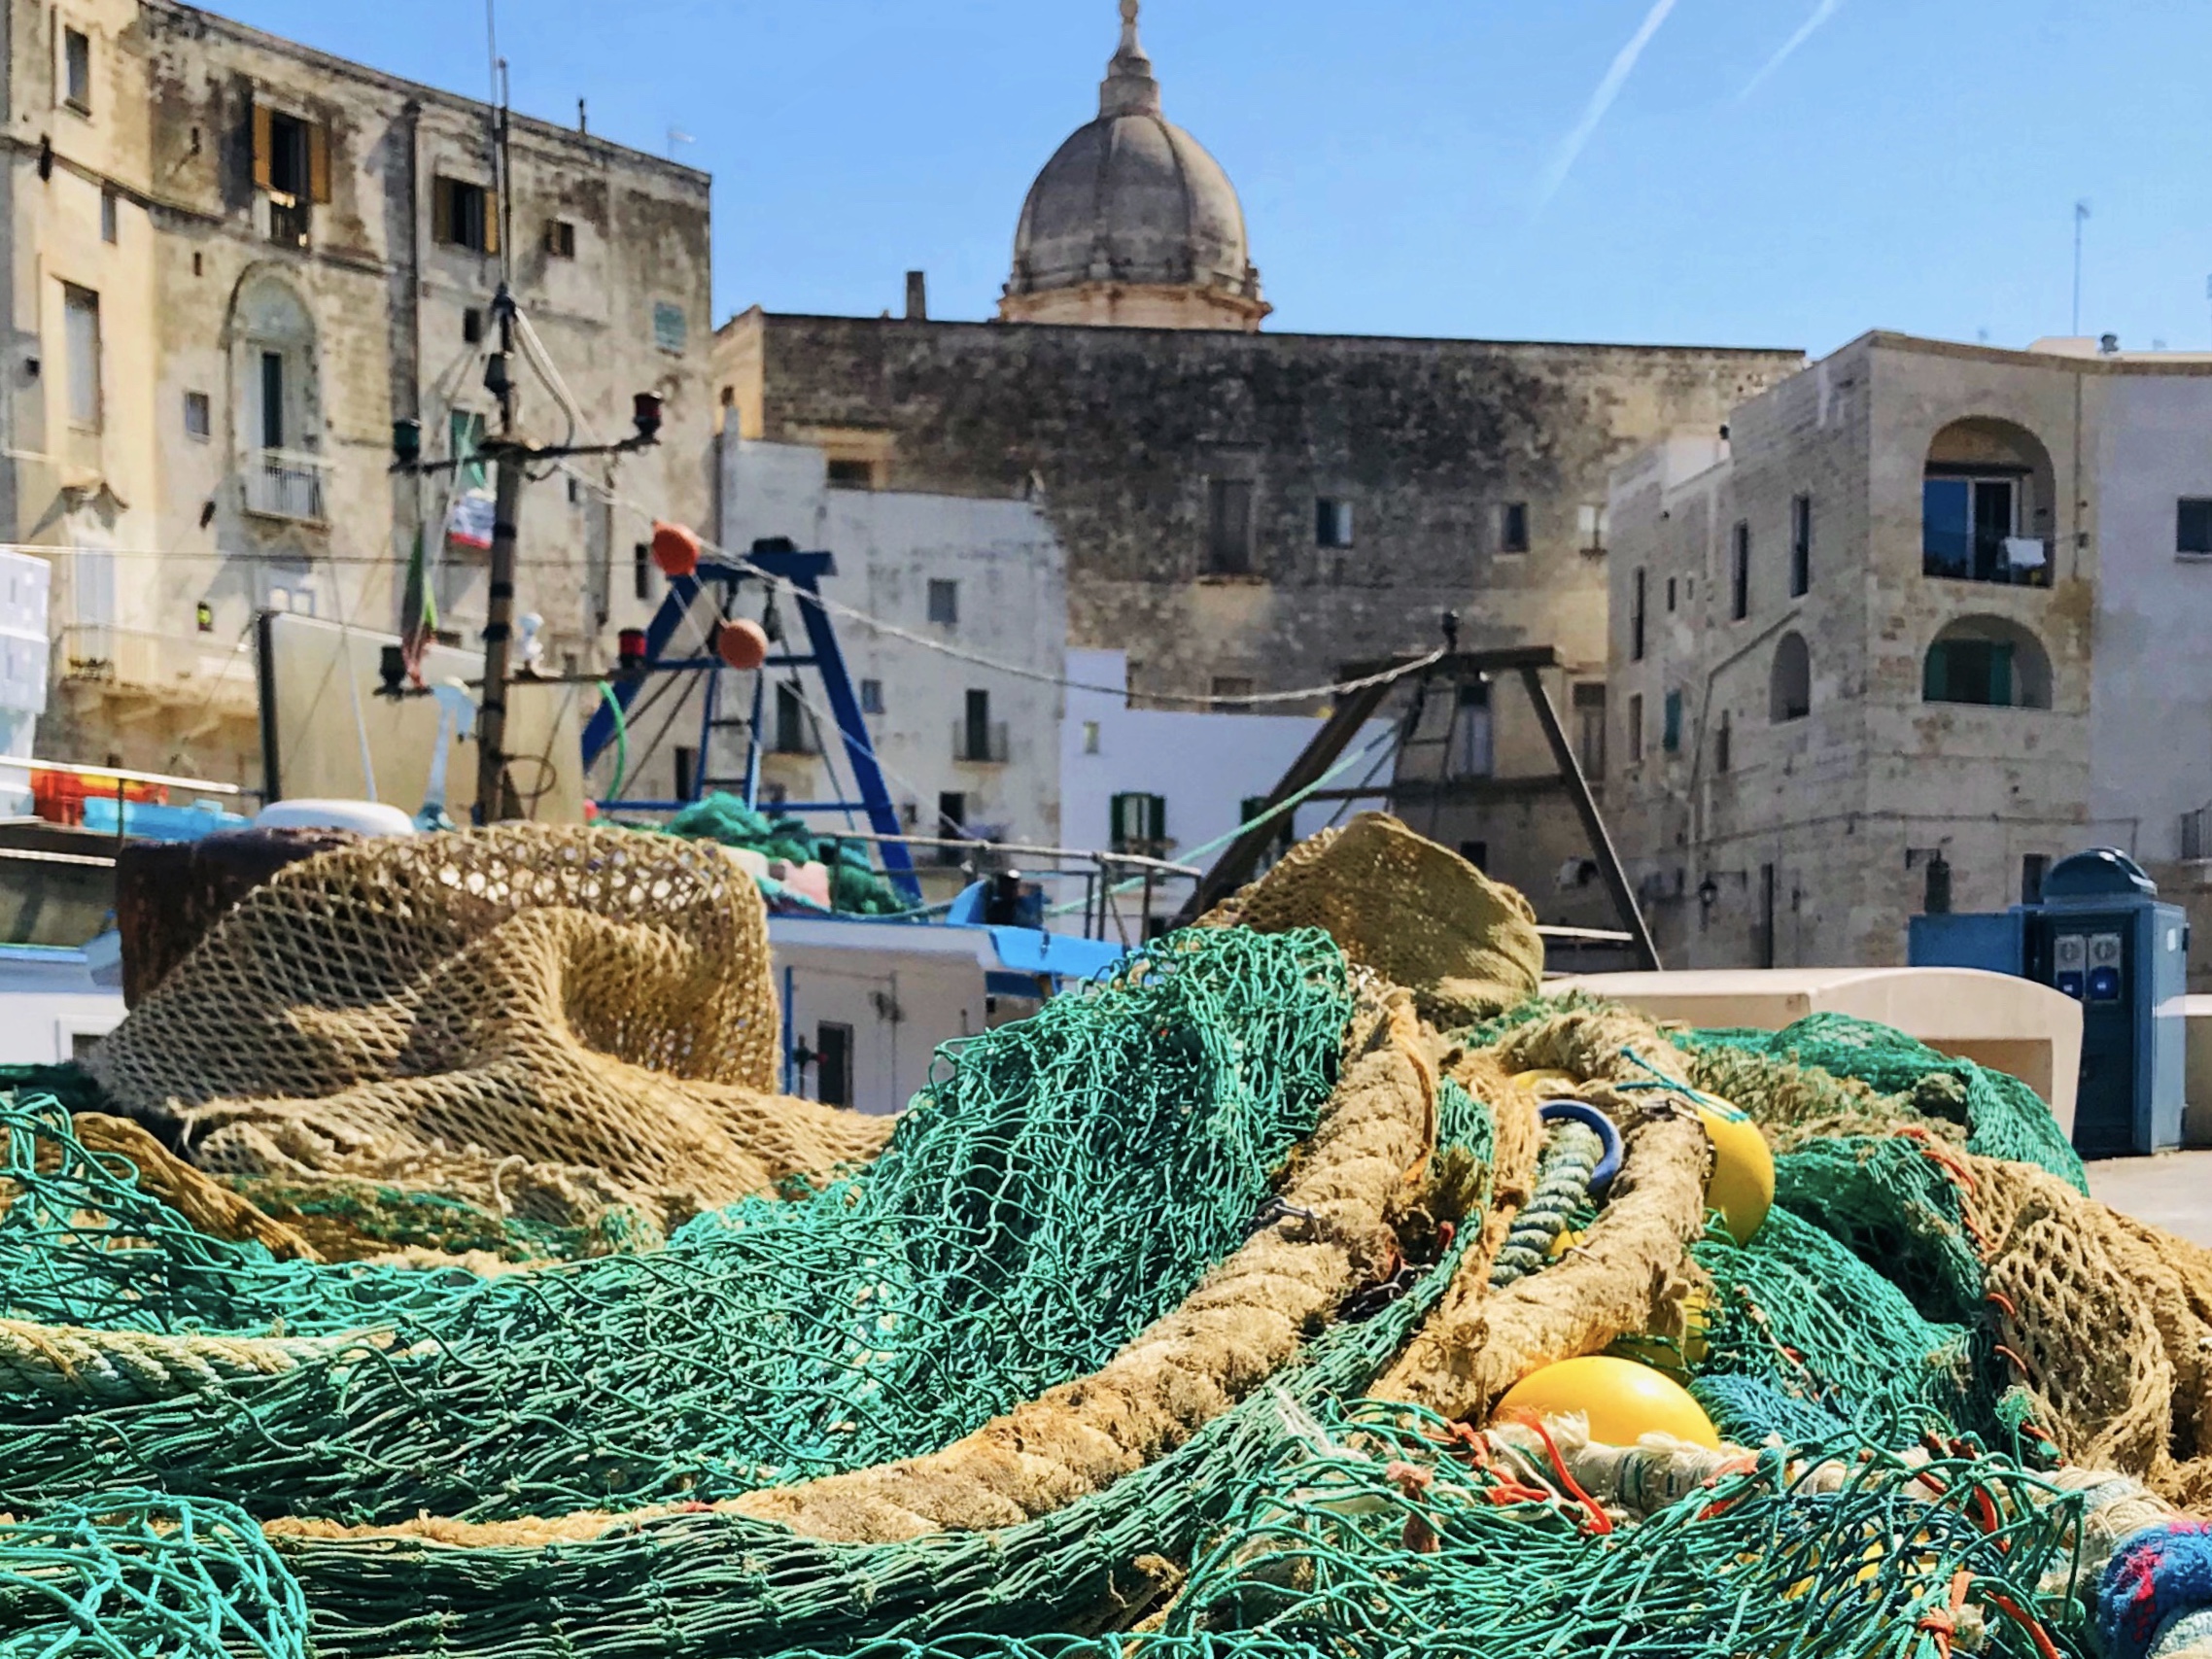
[[651, 521, 702, 579], [716, 618, 770, 672], [1493, 1355, 1720, 1448]]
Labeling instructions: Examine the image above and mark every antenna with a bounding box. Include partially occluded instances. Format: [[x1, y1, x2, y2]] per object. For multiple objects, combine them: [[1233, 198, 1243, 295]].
[[2072, 199, 2091, 335]]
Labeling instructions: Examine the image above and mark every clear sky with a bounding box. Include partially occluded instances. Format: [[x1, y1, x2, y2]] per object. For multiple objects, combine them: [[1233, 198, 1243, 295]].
[[212, 0, 2212, 357]]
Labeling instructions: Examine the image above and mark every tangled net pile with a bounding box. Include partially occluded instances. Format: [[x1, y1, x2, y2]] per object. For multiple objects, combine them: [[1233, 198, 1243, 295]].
[[9, 812, 2212, 1659]]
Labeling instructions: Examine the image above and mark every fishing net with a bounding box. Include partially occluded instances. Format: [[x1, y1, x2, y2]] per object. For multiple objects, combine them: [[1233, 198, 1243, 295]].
[[87, 824, 886, 1227], [662, 791, 909, 915], [11, 813, 2212, 1659]]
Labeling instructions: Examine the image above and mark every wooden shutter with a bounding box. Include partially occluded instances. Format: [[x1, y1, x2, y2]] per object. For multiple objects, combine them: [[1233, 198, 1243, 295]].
[[481, 188, 499, 256], [251, 98, 272, 190], [307, 121, 330, 203], [432, 176, 453, 244]]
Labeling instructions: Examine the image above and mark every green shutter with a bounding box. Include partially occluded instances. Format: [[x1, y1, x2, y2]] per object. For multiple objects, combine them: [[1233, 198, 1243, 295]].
[[1988, 643, 2014, 708]]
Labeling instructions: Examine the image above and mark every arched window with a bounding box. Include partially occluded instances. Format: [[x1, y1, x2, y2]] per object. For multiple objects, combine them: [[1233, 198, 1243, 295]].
[[1769, 632, 1811, 723], [1922, 417, 2055, 587], [230, 273, 324, 521], [1922, 616, 2053, 709]]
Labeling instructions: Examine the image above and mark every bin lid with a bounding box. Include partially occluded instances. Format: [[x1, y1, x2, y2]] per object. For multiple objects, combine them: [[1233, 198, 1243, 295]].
[[2042, 846, 2157, 900]]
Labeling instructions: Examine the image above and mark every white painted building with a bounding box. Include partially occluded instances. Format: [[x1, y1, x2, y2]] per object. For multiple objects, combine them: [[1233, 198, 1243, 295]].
[[1060, 647, 1395, 930], [717, 438, 1066, 901]]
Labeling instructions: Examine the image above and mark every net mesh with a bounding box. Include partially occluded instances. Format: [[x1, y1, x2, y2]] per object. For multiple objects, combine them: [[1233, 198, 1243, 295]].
[[3, 815, 2207, 1659]]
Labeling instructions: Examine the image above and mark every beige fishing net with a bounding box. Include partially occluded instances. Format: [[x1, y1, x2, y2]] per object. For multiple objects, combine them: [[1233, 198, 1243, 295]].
[[1202, 812, 1544, 1023], [88, 825, 890, 1222]]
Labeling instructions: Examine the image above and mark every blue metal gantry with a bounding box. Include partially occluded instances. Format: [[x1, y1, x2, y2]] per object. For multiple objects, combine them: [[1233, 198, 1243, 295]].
[[580, 541, 922, 905]]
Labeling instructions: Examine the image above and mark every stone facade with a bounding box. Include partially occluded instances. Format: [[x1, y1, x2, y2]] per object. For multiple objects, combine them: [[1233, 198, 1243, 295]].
[[714, 309, 1800, 925], [1607, 331, 2212, 982], [2, 0, 711, 791]]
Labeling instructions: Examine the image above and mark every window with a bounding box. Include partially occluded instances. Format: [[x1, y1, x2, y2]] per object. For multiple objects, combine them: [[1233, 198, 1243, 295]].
[[1665, 576, 1676, 612], [255, 108, 322, 246], [1458, 841, 1489, 871], [1630, 569, 1646, 661], [259, 350, 285, 448], [62, 283, 99, 430], [1110, 791, 1166, 853], [1315, 498, 1354, 548], [1499, 501, 1530, 554], [183, 391, 211, 441], [673, 746, 698, 801], [2179, 498, 2212, 557], [814, 1021, 853, 1109], [1922, 618, 2052, 709], [653, 300, 686, 354], [1770, 632, 1811, 722], [936, 791, 968, 862], [1572, 682, 1606, 778], [633, 542, 651, 601], [926, 578, 958, 626], [99, 190, 116, 244], [1452, 680, 1493, 778], [1714, 709, 1732, 773], [1210, 674, 1254, 708], [1627, 693, 1644, 764], [1577, 502, 1607, 552], [1206, 478, 1254, 575], [1730, 521, 1750, 620], [462, 307, 484, 345], [960, 688, 993, 762], [774, 682, 812, 754], [432, 176, 495, 253], [858, 678, 884, 715], [1790, 494, 1813, 596], [1662, 689, 1682, 753], [1923, 851, 1953, 917], [826, 457, 875, 488], [63, 27, 89, 113], [544, 219, 576, 259], [2022, 853, 2050, 905], [1081, 719, 1100, 754]]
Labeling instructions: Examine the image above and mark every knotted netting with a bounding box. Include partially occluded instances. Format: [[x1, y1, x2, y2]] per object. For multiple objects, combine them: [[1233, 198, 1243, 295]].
[[9, 812, 2212, 1659]]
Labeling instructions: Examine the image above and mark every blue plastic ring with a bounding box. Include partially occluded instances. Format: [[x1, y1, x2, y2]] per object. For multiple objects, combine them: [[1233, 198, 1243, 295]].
[[1537, 1099, 1625, 1199]]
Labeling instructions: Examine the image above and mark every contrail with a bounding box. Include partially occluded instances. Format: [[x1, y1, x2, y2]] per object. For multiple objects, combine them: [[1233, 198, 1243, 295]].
[[1738, 0, 1845, 101], [1538, 0, 1681, 203]]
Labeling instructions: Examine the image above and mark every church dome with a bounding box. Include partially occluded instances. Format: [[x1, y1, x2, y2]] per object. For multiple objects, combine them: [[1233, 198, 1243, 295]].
[[1001, 2, 1267, 331]]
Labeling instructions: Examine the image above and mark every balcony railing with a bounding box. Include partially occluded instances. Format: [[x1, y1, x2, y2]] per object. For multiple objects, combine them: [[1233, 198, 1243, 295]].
[[2184, 805, 2211, 863], [953, 720, 1010, 764], [1921, 529, 2051, 587], [245, 448, 328, 523], [60, 625, 257, 717]]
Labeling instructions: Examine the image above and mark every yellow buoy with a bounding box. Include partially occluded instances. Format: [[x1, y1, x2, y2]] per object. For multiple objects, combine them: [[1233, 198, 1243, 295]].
[[1493, 1355, 1720, 1448], [1695, 1095, 1774, 1246], [1510, 1068, 1584, 1099]]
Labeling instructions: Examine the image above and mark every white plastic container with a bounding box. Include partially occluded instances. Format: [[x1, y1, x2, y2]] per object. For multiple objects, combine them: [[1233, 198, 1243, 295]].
[[257, 798, 418, 838]]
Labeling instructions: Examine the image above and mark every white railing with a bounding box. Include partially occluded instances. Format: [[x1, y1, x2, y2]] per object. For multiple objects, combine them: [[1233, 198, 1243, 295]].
[[60, 625, 256, 715], [245, 448, 328, 522], [952, 719, 1011, 764]]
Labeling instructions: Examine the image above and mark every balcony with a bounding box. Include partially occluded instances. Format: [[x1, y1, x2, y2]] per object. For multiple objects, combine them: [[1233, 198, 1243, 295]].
[[60, 625, 258, 720], [952, 719, 1010, 765], [2184, 805, 2211, 864], [245, 448, 328, 523]]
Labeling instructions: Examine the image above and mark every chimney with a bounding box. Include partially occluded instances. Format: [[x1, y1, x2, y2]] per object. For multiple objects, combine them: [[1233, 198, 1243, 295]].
[[905, 270, 927, 322]]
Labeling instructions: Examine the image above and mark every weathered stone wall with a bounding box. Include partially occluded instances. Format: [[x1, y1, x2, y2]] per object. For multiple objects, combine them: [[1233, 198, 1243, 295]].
[[7, 0, 711, 795], [1610, 333, 2116, 969], [720, 308, 1799, 931]]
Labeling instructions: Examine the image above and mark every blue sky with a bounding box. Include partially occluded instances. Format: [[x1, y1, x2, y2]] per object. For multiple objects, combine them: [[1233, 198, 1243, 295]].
[[216, 1, 2212, 356]]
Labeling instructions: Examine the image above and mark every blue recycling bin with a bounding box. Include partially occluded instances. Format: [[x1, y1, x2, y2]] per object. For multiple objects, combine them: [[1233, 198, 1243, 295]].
[[1909, 847, 2189, 1158]]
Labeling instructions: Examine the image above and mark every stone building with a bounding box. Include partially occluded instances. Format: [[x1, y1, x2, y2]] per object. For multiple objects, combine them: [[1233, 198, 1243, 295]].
[[3, 0, 711, 789], [713, 4, 1800, 925], [1606, 331, 2212, 981]]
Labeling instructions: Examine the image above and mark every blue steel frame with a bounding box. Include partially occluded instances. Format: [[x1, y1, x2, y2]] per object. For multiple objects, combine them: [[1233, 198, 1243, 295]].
[[580, 546, 922, 904]]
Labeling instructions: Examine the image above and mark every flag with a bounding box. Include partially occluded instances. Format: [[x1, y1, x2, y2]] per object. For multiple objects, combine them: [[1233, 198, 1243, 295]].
[[400, 525, 437, 684]]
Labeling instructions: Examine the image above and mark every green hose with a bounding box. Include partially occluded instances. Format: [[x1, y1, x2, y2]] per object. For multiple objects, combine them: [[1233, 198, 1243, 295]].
[[594, 680, 628, 803]]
